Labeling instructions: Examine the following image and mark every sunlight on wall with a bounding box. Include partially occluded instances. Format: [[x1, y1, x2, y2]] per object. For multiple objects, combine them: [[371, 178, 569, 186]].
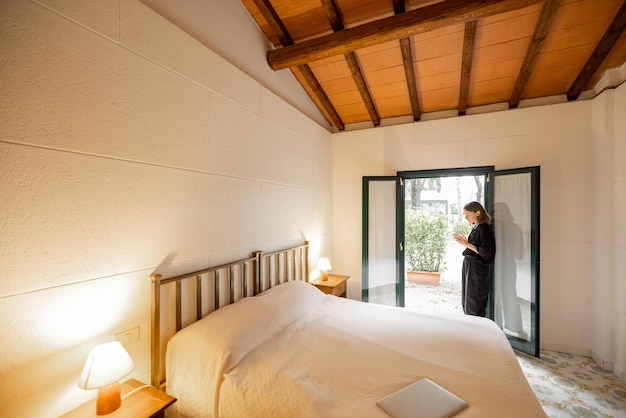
[[39, 283, 128, 347]]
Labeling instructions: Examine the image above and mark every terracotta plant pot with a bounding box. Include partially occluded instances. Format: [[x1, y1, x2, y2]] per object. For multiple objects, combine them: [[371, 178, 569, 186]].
[[407, 270, 441, 286]]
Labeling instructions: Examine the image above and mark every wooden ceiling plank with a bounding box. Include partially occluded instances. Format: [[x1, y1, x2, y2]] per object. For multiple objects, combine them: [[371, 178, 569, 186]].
[[415, 53, 463, 78], [510, 0, 560, 108], [568, 0, 626, 100], [356, 41, 403, 71], [376, 98, 414, 119], [418, 69, 463, 91], [267, 0, 545, 70], [323, 0, 380, 126], [477, 5, 542, 47], [459, 20, 477, 115], [360, 65, 407, 87], [370, 80, 415, 97]]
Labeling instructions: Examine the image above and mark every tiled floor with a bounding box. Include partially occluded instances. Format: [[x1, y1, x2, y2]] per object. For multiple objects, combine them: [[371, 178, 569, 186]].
[[516, 350, 626, 418]]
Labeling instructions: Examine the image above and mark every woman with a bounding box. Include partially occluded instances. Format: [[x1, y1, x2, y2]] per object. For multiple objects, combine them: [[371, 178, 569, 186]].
[[453, 201, 496, 317]]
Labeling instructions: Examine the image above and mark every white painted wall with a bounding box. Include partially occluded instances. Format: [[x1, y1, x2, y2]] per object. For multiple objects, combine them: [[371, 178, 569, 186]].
[[331, 89, 624, 367], [0, 0, 332, 416], [590, 88, 616, 371], [137, 0, 331, 130], [610, 82, 626, 380]]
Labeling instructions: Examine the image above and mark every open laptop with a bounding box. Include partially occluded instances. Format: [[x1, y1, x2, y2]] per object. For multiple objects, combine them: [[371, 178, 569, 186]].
[[376, 378, 468, 418]]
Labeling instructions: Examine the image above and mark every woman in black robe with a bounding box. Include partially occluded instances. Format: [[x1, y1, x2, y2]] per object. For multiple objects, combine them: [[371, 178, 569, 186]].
[[453, 201, 496, 317]]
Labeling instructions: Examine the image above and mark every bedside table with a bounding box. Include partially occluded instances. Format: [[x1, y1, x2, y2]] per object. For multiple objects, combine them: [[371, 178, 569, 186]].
[[61, 379, 176, 418], [313, 274, 350, 297]]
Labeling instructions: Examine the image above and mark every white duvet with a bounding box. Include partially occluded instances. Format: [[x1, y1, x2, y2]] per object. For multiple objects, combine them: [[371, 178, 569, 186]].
[[165, 281, 546, 417]]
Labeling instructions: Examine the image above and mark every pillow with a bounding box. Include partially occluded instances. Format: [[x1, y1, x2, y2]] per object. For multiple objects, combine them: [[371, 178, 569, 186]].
[[165, 280, 326, 417], [255, 279, 327, 320]]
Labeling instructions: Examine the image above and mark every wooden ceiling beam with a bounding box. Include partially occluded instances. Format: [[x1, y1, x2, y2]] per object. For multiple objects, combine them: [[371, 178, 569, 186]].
[[320, 0, 344, 32], [393, 0, 406, 14], [251, 0, 292, 46], [267, 0, 545, 70], [252, 0, 344, 129], [510, 0, 560, 108], [568, 0, 626, 101], [322, 0, 380, 126], [459, 20, 477, 115], [297, 64, 345, 130], [345, 53, 380, 125], [394, 1, 420, 121], [400, 38, 421, 121]]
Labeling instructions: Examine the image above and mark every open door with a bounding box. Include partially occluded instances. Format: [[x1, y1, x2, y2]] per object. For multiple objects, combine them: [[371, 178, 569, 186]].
[[362, 176, 402, 306], [491, 167, 540, 357], [362, 166, 540, 357]]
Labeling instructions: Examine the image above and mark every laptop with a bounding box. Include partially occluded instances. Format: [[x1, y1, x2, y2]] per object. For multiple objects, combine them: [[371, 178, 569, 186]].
[[376, 378, 468, 418]]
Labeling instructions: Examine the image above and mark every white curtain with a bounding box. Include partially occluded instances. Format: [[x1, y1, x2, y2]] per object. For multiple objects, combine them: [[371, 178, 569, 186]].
[[494, 173, 531, 341], [367, 181, 397, 304]]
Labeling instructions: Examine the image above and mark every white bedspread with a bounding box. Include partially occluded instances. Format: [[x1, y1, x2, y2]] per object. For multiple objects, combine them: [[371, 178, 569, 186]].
[[165, 281, 546, 417]]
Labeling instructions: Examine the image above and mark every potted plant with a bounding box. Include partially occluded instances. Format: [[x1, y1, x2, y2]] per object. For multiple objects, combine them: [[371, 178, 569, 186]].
[[404, 212, 448, 285]]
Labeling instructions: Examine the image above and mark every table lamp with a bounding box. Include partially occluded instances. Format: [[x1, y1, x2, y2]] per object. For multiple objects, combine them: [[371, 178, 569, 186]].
[[317, 258, 332, 281], [78, 341, 134, 415]]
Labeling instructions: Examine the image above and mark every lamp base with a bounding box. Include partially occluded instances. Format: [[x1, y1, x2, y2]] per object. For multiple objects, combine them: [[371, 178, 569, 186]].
[[96, 382, 122, 415], [321, 271, 329, 281]]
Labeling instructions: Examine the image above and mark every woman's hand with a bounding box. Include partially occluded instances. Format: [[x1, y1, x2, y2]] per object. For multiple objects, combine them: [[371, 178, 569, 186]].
[[453, 233, 479, 254], [453, 233, 468, 246]]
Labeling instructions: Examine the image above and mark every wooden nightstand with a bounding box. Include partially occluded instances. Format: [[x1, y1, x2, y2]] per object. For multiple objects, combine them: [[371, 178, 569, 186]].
[[61, 379, 176, 418], [313, 274, 350, 297]]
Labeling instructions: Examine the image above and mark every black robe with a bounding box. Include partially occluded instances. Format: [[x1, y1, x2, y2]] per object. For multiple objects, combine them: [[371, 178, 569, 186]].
[[461, 223, 496, 317]]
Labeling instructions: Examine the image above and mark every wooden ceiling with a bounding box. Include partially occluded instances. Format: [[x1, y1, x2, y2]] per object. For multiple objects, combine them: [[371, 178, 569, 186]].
[[241, 0, 626, 130]]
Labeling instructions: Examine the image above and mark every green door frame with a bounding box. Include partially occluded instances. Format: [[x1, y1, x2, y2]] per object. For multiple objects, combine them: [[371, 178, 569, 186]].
[[362, 176, 403, 305], [490, 166, 541, 357]]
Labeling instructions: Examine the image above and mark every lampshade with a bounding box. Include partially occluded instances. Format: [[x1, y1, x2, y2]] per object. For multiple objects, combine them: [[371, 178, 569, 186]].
[[317, 258, 332, 281], [316, 258, 332, 271], [78, 341, 134, 390]]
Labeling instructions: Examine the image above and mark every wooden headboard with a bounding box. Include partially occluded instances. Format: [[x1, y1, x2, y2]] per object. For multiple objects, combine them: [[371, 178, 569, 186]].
[[150, 241, 309, 389]]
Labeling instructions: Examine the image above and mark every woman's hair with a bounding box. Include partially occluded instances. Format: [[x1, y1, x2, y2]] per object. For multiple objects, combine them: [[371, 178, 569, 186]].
[[464, 201, 491, 224]]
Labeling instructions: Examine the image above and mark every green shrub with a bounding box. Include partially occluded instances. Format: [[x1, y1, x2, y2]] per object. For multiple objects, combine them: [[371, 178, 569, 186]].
[[405, 212, 448, 272], [452, 222, 472, 235]]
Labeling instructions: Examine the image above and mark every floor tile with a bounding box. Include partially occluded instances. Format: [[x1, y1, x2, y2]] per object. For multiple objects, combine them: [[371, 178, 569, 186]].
[[517, 350, 626, 418]]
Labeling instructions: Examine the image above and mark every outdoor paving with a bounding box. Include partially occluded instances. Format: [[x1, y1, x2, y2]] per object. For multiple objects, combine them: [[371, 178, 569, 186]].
[[405, 239, 465, 315], [404, 275, 464, 315]]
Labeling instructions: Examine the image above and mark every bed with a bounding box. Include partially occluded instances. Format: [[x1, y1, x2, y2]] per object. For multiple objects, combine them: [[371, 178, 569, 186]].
[[151, 241, 546, 417]]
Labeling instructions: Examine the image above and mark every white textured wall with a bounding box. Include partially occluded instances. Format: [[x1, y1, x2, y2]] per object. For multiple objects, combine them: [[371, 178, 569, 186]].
[[332, 98, 621, 358], [611, 82, 626, 379], [138, 0, 330, 130], [0, 0, 332, 416], [589, 88, 615, 371]]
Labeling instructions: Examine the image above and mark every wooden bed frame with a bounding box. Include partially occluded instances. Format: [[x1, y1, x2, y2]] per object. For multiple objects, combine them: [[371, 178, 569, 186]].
[[150, 241, 309, 389]]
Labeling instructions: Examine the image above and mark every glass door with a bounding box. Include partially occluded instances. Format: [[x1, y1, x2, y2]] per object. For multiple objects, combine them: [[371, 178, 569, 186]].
[[362, 166, 540, 357], [491, 167, 540, 356], [362, 177, 402, 306]]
